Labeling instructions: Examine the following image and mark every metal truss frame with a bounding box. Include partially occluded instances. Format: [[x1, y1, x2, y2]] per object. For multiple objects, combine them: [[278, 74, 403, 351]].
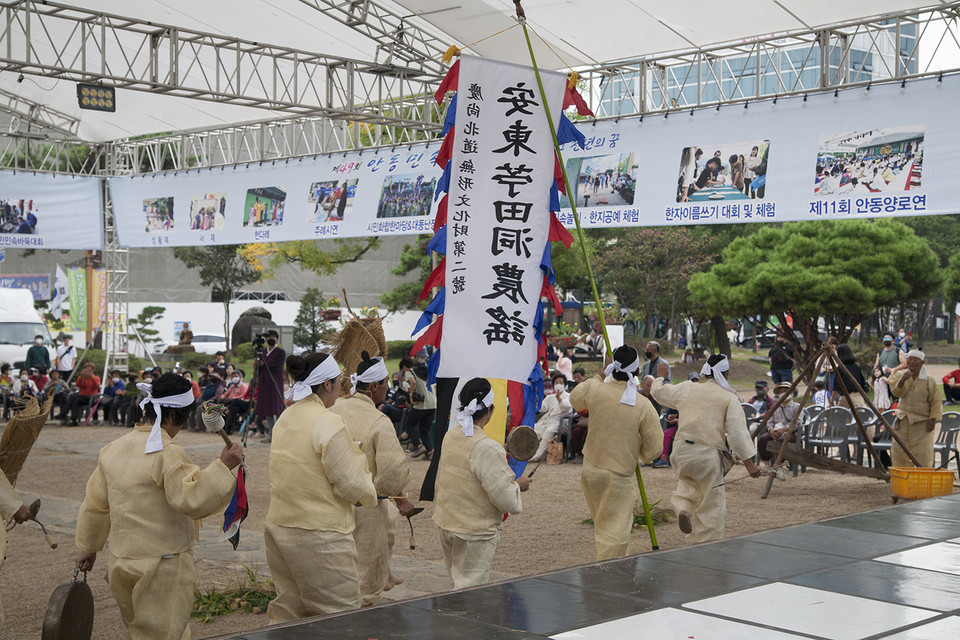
[[579, 3, 960, 119], [0, 0, 445, 131]]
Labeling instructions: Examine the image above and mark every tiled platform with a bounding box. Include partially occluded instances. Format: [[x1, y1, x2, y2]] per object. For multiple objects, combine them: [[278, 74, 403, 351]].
[[216, 494, 960, 639]]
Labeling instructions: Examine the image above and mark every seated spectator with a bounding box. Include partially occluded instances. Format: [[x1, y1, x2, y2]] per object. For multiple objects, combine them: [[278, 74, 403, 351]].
[[126, 370, 153, 427], [218, 369, 248, 434], [65, 362, 100, 426], [13, 370, 40, 399], [568, 368, 586, 391], [531, 373, 574, 462], [42, 369, 70, 419], [748, 381, 775, 417], [224, 379, 253, 435], [111, 373, 139, 426], [756, 382, 801, 478], [98, 370, 125, 425], [30, 367, 49, 393], [943, 359, 960, 405], [0, 364, 13, 420]]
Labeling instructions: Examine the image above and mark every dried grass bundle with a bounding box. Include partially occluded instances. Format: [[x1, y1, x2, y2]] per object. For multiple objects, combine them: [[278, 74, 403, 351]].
[[329, 290, 389, 396], [0, 394, 51, 486]]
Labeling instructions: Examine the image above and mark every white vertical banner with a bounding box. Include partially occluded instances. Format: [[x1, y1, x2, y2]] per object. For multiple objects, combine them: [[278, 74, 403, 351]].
[[437, 56, 567, 383]]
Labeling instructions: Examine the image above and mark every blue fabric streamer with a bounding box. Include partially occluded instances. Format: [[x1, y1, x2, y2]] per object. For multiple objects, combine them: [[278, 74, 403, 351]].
[[533, 300, 544, 342], [557, 113, 586, 149], [412, 288, 446, 336], [426, 348, 441, 389], [526, 363, 544, 417], [426, 224, 447, 256], [507, 456, 528, 479], [540, 242, 555, 285], [435, 163, 451, 200], [549, 181, 560, 212], [441, 94, 458, 137]]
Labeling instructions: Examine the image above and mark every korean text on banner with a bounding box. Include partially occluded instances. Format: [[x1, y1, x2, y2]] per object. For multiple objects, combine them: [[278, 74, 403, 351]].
[[0, 171, 103, 250], [437, 56, 567, 384]]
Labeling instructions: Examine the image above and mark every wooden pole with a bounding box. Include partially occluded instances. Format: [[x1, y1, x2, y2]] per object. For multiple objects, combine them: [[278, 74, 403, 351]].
[[825, 350, 888, 471], [519, 19, 658, 550], [761, 347, 831, 499]]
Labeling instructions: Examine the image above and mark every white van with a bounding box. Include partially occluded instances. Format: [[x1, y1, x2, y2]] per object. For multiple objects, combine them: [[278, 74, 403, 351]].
[[0, 287, 55, 372]]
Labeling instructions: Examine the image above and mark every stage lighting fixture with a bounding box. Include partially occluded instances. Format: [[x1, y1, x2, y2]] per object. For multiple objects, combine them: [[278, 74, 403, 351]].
[[77, 83, 115, 112]]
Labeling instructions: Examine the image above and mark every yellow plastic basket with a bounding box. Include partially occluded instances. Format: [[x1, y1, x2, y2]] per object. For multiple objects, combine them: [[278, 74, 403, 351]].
[[889, 467, 955, 500]]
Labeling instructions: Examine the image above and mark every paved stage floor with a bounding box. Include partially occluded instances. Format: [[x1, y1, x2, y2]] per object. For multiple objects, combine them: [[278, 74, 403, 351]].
[[214, 494, 960, 639]]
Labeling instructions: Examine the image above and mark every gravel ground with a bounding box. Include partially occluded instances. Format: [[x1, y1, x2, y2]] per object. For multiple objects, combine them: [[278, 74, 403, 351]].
[[0, 417, 910, 640]]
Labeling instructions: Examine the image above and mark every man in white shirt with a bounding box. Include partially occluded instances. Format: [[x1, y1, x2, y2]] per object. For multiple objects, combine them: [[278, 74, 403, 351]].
[[55, 334, 76, 381]]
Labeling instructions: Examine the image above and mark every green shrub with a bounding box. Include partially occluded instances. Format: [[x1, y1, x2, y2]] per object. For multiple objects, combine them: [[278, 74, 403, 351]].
[[233, 343, 255, 361], [386, 340, 416, 359]]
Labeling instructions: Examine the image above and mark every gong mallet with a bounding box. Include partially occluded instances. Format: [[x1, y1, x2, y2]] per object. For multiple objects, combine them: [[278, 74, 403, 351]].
[[6, 499, 58, 549], [407, 506, 425, 550], [201, 402, 236, 448]]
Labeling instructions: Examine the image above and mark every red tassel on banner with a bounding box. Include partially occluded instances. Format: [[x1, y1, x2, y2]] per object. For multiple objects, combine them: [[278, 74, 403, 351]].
[[433, 194, 448, 233], [554, 154, 566, 195], [549, 212, 575, 249], [436, 128, 455, 169], [435, 60, 460, 104], [541, 276, 563, 317], [417, 257, 445, 303], [538, 336, 548, 369], [411, 316, 443, 356], [507, 381, 524, 430], [563, 87, 595, 117]]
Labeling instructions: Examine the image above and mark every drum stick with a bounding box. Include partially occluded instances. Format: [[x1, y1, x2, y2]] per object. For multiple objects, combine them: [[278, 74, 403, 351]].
[[527, 460, 544, 478], [712, 462, 788, 488]]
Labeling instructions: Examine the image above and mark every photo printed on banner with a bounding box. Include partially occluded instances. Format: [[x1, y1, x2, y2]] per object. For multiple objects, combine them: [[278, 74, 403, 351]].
[[307, 179, 357, 223], [815, 126, 924, 196], [376, 173, 437, 218], [0, 198, 40, 235], [243, 186, 287, 227], [677, 141, 770, 203], [560, 153, 637, 208], [143, 197, 175, 233], [189, 192, 227, 231]]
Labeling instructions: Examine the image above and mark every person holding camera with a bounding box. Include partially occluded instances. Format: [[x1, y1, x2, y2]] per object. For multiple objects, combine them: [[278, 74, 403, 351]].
[[255, 329, 286, 443]]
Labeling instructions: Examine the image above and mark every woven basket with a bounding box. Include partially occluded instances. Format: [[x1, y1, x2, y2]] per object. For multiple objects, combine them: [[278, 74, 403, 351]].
[[330, 315, 388, 396], [0, 394, 51, 486]]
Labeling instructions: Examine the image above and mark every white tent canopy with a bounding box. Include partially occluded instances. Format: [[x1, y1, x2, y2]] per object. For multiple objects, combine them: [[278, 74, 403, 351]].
[[0, 0, 942, 142]]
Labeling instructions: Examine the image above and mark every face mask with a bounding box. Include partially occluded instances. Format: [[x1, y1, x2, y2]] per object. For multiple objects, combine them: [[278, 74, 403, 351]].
[[231, 377, 240, 384], [184, 376, 192, 382], [35, 339, 42, 345], [883, 339, 892, 346], [112, 377, 120, 383], [266, 339, 277, 347], [143, 378, 152, 384], [756, 389, 766, 396], [644, 351, 654, 360], [899, 332, 905, 338], [20, 375, 28, 381]]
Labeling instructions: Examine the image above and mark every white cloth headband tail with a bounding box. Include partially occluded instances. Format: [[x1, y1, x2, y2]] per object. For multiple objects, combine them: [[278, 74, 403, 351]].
[[457, 389, 495, 436], [137, 383, 196, 453], [603, 355, 640, 406], [350, 357, 389, 395], [285, 356, 342, 403], [700, 358, 735, 393]]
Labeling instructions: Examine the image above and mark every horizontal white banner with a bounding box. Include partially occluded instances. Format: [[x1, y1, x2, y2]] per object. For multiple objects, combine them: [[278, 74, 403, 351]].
[[0, 171, 103, 250], [108, 75, 957, 249]]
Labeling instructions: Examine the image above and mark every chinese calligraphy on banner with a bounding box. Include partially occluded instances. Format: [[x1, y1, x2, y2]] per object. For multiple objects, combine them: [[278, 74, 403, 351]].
[[435, 56, 567, 384]]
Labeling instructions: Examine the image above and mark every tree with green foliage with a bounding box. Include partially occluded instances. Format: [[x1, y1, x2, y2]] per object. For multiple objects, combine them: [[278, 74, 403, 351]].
[[945, 251, 960, 345], [689, 219, 942, 369], [380, 236, 433, 312], [595, 227, 715, 339], [128, 305, 166, 348], [294, 288, 330, 352], [173, 245, 263, 350], [241, 238, 380, 280]]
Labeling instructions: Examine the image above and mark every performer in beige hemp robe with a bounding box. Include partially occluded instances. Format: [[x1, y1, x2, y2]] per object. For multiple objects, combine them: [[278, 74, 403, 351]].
[[331, 351, 414, 606], [569, 345, 663, 560], [433, 378, 531, 589], [265, 352, 377, 623], [888, 349, 942, 468], [75, 373, 243, 640], [651, 354, 759, 543], [0, 469, 30, 631]]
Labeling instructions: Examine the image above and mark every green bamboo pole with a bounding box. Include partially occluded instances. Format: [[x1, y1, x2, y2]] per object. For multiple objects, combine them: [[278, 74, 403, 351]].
[[519, 21, 659, 551]]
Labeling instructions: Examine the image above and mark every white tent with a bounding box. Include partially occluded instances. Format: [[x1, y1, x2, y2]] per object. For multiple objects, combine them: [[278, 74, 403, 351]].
[[0, 0, 942, 142]]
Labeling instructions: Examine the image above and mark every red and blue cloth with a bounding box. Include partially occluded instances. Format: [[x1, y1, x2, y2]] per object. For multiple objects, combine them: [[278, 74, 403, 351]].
[[220, 466, 248, 549]]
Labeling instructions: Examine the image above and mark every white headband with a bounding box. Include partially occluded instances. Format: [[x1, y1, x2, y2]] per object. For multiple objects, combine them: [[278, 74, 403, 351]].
[[604, 354, 640, 406], [351, 357, 389, 395], [138, 383, 196, 454], [285, 356, 341, 402], [700, 356, 735, 393], [457, 389, 495, 436]]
